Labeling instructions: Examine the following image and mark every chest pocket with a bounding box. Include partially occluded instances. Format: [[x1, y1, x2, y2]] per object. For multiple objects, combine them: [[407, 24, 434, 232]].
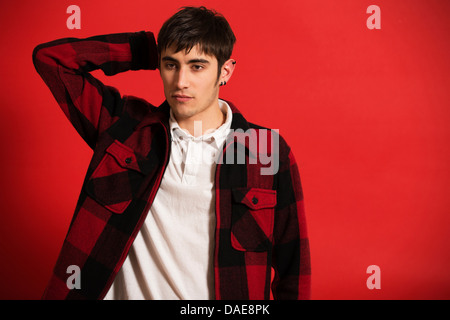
[[85, 140, 146, 214], [231, 188, 277, 252]]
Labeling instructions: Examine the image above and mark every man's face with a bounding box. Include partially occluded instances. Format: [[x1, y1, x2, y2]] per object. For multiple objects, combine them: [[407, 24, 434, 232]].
[[160, 44, 221, 123]]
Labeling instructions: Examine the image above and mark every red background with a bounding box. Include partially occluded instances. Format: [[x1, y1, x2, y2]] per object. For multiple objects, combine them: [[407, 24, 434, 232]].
[[1, 0, 449, 300]]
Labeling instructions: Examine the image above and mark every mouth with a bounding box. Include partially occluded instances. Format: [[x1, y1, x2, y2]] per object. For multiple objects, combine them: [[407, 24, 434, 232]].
[[172, 94, 194, 102]]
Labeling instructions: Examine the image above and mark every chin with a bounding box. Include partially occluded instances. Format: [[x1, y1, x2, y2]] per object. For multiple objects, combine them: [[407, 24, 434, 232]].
[[170, 103, 197, 119]]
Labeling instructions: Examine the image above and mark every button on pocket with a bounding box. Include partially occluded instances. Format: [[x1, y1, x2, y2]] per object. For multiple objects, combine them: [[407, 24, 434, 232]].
[[231, 188, 277, 252]]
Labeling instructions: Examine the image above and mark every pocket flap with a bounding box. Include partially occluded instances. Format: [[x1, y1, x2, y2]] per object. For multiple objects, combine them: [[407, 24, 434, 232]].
[[232, 188, 277, 210], [106, 140, 142, 173]]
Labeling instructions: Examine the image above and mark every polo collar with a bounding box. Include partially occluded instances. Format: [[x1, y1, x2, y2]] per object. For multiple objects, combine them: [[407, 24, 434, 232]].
[[169, 99, 233, 150]]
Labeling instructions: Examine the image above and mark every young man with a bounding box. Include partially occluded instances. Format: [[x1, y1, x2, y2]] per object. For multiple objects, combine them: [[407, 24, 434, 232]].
[[33, 6, 310, 300]]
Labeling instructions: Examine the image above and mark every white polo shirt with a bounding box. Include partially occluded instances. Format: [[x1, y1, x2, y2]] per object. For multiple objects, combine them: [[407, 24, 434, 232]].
[[104, 99, 232, 300]]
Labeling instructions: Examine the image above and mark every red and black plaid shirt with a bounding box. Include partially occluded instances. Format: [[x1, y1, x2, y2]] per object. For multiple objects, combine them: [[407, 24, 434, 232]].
[[33, 31, 310, 300]]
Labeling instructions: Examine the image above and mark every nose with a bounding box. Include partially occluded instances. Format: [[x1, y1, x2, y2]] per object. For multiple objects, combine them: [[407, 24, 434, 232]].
[[176, 67, 189, 89]]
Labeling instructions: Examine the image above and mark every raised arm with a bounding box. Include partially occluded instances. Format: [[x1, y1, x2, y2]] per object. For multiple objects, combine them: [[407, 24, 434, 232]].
[[32, 31, 158, 149]]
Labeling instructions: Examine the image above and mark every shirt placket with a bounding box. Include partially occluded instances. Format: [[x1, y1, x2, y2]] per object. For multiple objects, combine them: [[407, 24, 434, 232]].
[[182, 138, 201, 185]]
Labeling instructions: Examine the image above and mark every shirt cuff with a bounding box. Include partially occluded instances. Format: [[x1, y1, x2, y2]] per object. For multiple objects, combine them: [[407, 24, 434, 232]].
[[129, 31, 159, 70]]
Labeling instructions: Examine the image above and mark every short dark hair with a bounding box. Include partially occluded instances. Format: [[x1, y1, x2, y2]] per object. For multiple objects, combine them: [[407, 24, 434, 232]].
[[157, 6, 236, 76]]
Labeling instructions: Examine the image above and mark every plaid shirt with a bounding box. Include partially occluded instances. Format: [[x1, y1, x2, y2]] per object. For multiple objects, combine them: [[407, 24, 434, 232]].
[[33, 31, 310, 300]]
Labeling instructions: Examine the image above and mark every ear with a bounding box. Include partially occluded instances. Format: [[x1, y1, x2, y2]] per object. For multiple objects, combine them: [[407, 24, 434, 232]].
[[219, 59, 236, 85]]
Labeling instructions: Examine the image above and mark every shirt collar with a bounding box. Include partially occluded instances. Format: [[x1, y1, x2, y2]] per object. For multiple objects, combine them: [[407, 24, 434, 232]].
[[169, 99, 233, 149]]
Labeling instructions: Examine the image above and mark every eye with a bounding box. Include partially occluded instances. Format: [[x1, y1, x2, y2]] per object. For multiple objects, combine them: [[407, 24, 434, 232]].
[[164, 63, 177, 70], [192, 65, 204, 71]]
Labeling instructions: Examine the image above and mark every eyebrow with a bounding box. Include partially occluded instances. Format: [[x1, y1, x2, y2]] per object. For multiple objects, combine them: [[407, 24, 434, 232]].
[[161, 56, 210, 65]]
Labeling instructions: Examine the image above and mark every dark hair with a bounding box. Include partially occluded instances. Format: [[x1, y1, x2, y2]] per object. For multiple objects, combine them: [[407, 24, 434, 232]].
[[157, 6, 236, 76]]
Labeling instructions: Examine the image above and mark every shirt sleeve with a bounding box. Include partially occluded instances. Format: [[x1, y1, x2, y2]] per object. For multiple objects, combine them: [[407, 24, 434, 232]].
[[271, 143, 311, 299], [32, 31, 158, 149]]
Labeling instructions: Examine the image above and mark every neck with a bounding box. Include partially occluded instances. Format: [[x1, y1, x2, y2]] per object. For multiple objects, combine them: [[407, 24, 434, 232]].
[[175, 100, 225, 137]]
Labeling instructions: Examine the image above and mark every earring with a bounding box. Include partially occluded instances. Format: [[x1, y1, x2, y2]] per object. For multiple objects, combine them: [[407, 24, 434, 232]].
[[220, 81, 227, 86]]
